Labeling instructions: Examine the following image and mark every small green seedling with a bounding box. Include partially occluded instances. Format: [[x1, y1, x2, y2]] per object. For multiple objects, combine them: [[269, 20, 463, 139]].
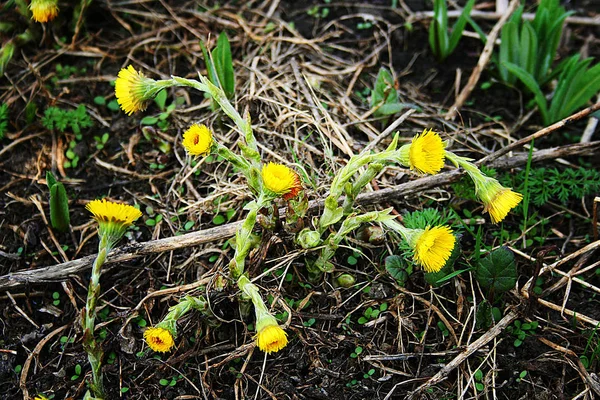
[[71, 364, 82, 381], [350, 346, 363, 359], [474, 369, 484, 391], [506, 320, 539, 347]]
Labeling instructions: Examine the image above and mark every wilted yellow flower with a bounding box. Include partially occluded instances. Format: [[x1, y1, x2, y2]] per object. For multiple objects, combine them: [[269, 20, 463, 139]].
[[29, 0, 59, 23], [86, 199, 142, 243], [261, 162, 301, 199], [475, 176, 523, 224], [182, 124, 213, 156], [412, 226, 455, 273], [256, 323, 288, 354], [405, 129, 446, 174], [144, 327, 175, 353], [115, 65, 156, 115]]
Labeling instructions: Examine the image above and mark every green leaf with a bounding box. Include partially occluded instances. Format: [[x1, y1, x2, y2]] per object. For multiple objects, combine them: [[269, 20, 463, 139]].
[[476, 300, 493, 329], [47, 172, 70, 232], [213, 32, 235, 99], [448, 0, 475, 54], [385, 255, 409, 284], [502, 61, 549, 124], [371, 67, 397, 109], [93, 96, 106, 105], [154, 89, 167, 111], [140, 116, 159, 125], [475, 246, 517, 293]]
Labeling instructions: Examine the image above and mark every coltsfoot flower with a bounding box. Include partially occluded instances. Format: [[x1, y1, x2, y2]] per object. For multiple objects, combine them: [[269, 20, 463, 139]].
[[29, 0, 59, 23], [86, 199, 142, 243], [256, 323, 288, 354], [182, 124, 213, 156], [115, 65, 156, 115], [261, 162, 301, 199], [144, 327, 175, 353], [412, 226, 456, 273], [238, 275, 289, 354], [474, 176, 523, 224], [399, 129, 446, 174]]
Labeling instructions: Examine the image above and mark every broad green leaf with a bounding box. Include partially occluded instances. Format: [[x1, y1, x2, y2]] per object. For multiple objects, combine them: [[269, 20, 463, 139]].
[[212, 32, 235, 99], [49, 177, 70, 232], [475, 246, 517, 293], [448, 0, 475, 54], [385, 255, 410, 284]]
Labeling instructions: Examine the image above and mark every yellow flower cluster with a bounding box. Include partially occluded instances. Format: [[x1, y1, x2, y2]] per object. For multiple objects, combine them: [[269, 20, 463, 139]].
[[413, 226, 456, 273], [86, 199, 142, 243], [182, 124, 214, 156], [115, 66, 154, 115], [144, 327, 175, 353], [407, 129, 446, 174], [475, 176, 523, 224], [256, 324, 288, 354], [261, 162, 302, 199], [29, 0, 59, 23]]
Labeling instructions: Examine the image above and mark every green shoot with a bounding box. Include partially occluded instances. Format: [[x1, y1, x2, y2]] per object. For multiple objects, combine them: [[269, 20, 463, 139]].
[[428, 0, 476, 62]]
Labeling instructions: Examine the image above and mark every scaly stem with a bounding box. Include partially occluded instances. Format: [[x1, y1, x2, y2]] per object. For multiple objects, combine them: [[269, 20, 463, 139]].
[[82, 234, 111, 399], [229, 195, 269, 279]]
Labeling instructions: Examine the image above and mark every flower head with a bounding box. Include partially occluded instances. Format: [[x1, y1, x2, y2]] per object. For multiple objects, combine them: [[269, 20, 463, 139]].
[[256, 324, 288, 354], [399, 129, 446, 174], [29, 0, 59, 23], [86, 199, 142, 244], [411, 226, 456, 273], [261, 162, 302, 199], [34, 395, 49, 400], [115, 65, 156, 115], [238, 275, 289, 354], [473, 176, 523, 223], [144, 327, 175, 353], [182, 124, 213, 156]]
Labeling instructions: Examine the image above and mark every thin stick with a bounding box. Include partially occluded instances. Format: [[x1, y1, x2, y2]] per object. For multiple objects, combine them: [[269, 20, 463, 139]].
[[478, 103, 600, 165], [445, 0, 520, 120]]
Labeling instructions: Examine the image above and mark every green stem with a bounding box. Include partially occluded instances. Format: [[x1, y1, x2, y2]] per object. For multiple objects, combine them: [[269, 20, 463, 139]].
[[82, 234, 111, 399], [230, 195, 269, 279]]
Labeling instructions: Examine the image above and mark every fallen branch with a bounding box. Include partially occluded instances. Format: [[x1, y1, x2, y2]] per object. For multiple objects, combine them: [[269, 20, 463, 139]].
[[1, 140, 599, 290]]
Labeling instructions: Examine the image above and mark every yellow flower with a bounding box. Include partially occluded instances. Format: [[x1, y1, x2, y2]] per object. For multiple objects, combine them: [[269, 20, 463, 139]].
[[182, 124, 213, 156], [86, 199, 142, 243], [144, 327, 175, 353], [261, 162, 302, 199], [29, 0, 59, 23], [475, 176, 523, 224], [399, 129, 446, 174], [256, 324, 288, 354], [115, 65, 155, 115], [412, 226, 456, 273], [34, 395, 49, 400]]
